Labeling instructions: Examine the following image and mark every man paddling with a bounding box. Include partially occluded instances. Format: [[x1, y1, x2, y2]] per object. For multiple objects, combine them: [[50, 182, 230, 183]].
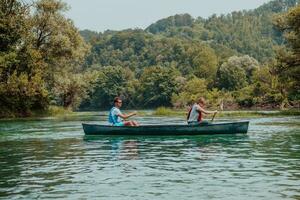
[[187, 97, 218, 125], [108, 97, 139, 126]]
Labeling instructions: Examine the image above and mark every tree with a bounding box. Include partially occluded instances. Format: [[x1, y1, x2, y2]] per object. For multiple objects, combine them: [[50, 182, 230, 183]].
[[251, 63, 285, 105], [171, 78, 208, 107], [0, 0, 90, 117], [146, 14, 193, 34], [52, 71, 98, 109], [138, 66, 180, 107], [187, 44, 218, 81], [229, 55, 260, 82], [81, 66, 135, 109], [31, 0, 90, 87], [216, 55, 260, 91], [274, 4, 300, 102], [217, 56, 248, 91], [0, 0, 48, 117]]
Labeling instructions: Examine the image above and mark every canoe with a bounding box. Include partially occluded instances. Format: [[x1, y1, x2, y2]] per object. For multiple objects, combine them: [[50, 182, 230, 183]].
[[82, 121, 249, 136]]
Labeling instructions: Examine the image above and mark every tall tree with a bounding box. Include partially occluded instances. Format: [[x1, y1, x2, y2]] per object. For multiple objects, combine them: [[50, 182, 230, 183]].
[[0, 0, 48, 117], [0, 0, 90, 117], [31, 0, 90, 107], [274, 4, 300, 102]]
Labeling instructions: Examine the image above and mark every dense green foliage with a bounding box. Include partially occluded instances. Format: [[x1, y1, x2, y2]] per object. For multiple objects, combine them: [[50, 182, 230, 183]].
[[0, 0, 48, 117], [274, 4, 300, 103], [79, 0, 299, 110], [145, 0, 299, 62], [0, 0, 92, 117], [216, 55, 259, 91], [138, 66, 180, 107], [80, 66, 135, 109], [1, 0, 299, 117]]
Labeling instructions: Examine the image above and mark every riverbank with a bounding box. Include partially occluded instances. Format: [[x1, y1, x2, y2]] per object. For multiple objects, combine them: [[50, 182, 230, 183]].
[[0, 106, 74, 120], [153, 107, 300, 118], [1, 106, 299, 120]]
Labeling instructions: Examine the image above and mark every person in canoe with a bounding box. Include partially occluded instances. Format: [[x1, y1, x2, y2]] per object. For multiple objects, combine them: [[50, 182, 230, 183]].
[[187, 97, 218, 125], [108, 97, 139, 126]]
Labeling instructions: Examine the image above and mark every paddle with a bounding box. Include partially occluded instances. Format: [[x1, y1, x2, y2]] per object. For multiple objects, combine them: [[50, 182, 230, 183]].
[[211, 99, 223, 122], [211, 111, 217, 122]]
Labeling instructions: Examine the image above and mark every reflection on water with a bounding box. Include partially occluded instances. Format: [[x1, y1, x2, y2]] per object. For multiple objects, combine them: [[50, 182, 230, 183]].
[[0, 113, 299, 200], [84, 134, 249, 161]]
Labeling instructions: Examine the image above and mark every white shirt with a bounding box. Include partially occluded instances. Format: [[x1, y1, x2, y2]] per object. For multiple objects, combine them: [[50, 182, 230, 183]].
[[187, 104, 201, 122]]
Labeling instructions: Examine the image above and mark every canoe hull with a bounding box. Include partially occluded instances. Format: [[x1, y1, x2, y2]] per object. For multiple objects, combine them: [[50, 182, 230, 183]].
[[82, 121, 249, 136]]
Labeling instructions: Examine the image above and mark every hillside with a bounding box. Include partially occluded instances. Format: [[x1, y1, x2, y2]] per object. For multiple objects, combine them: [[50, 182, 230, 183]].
[[81, 0, 299, 68], [145, 0, 299, 61], [77, 0, 299, 109]]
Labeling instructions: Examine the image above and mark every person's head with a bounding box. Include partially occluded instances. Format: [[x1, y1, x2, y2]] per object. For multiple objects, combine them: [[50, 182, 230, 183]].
[[114, 97, 123, 108], [197, 97, 206, 107]]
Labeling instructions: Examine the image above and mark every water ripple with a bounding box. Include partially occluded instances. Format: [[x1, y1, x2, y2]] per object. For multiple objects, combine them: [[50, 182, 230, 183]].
[[0, 114, 299, 199]]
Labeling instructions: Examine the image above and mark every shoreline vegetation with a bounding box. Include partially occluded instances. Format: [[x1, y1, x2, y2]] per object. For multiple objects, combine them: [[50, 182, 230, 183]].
[[1, 106, 299, 121], [152, 107, 300, 117]]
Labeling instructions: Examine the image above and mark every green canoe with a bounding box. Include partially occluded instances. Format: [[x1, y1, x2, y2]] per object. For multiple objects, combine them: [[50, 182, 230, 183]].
[[82, 121, 249, 136]]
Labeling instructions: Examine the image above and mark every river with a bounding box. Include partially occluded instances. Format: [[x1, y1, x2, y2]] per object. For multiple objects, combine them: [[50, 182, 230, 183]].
[[0, 112, 299, 199]]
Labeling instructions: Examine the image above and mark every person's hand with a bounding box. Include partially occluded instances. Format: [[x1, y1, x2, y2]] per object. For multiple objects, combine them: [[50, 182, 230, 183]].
[[132, 111, 137, 116]]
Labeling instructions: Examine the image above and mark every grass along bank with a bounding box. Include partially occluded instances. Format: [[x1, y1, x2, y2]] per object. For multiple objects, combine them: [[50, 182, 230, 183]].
[[153, 107, 300, 118]]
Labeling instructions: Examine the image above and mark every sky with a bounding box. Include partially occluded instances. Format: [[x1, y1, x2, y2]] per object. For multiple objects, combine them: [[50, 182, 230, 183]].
[[64, 0, 272, 32]]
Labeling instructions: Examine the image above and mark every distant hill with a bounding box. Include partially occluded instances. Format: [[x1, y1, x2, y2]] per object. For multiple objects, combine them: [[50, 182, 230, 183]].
[[77, 0, 299, 109], [145, 0, 299, 61], [80, 0, 299, 69]]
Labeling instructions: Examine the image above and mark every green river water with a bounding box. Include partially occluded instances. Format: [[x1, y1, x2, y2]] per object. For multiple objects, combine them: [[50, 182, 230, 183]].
[[0, 112, 299, 200]]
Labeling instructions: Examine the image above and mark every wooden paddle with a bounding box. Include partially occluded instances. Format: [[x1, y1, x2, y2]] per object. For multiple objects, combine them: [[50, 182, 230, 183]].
[[211, 111, 217, 122], [211, 99, 223, 122]]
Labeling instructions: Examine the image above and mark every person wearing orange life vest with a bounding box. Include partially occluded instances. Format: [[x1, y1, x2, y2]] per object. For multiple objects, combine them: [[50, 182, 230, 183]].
[[187, 97, 218, 125]]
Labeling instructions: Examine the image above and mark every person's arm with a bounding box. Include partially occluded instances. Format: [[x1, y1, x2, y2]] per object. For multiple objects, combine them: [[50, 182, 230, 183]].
[[197, 106, 217, 115], [118, 111, 137, 120]]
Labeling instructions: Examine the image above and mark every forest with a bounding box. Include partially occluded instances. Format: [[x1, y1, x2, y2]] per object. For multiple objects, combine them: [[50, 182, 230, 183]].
[[0, 0, 299, 117]]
